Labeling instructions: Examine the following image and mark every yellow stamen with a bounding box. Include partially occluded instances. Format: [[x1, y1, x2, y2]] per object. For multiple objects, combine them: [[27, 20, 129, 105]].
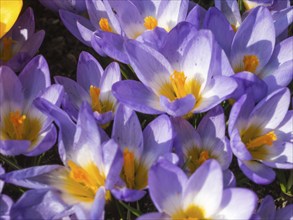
[[231, 24, 237, 32], [144, 16, 157, 30], [246, 131, 277, 149], [89, 85, 102, 113], [9, 111, 26, 139], [172, 205, 205, 220], [186, 148, 211, 173], [243, 55, 259, 73], [197, 150, 210, 166], [1, 37, 15, 62], [170, 71, 187, 99], [99, 18, 112, 32], [122, 148, 135, 189]]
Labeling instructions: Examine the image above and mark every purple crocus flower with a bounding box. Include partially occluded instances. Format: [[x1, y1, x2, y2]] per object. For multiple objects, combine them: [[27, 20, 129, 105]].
[[229, 88, 292, 184], [113, 23, 237, 117], [38, 0, 86, 13], [55, 51, 121, 126], [0, 55, 63, 156], [0, 8, 45, 72], [0, 165, 13, 219], [204, 6, 292, 99], [251, 195, 293, 220], [2, 101, 123, 219], [139, 159, 257, 220], [59, 0, 189, 63], [111, 104, 173, 202], [172, 106, 235, 188]]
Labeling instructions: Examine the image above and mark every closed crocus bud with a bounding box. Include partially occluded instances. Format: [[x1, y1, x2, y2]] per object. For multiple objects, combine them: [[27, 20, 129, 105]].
[[0, 0, 23, 38]]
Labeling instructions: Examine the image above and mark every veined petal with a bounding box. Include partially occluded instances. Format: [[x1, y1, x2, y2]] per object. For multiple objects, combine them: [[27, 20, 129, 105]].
[[255, 195, 276, 219], [214, 0, 242, 28], [77, 51, 103, 91], [111, 187, 146, 202], [272, 7, 293, 38], [90, 187, 105, 220], [230, 6, 275, 74], [182, 159, 223, 218], [0, 140, 30, 156], [138, 212, 169, 220], [112, 104, 143, 159], [112, 80, 164, 114], [186, 4, 206, 29], [214, 188, 257, 220], [275, 204, 293, 220], [0, 194, 13, 218], [230, 129, 253, 161], [149, 159, 187, 214], [238, 159, 276, 184]]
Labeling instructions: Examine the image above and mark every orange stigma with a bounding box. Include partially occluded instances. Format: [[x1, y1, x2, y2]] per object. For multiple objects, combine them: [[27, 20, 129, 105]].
[[243, 55, 259, 73], [99, 18, 112, 32], [246, 131, 277, 149], [89, 85, 102, 113], [9, 111, 26, 139], [122, 148, 135, 189], [144, 16, 157, 30]]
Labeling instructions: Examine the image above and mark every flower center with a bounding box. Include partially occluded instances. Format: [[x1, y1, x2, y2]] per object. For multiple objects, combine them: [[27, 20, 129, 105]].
[[99, 18, 112, 32], [231, 24, 237, 32], [172, 205, 205, 220], [235, 55, 259, 73], [89, 85, 102, 113], [1, 110, 42, 144], [170, 71, 187, 99], [246, 131, 277, 150], [122, 148, 135, 189], [0, 37, 15, 62], [144, 16, 157, 30], [186, 148, 211, 173]]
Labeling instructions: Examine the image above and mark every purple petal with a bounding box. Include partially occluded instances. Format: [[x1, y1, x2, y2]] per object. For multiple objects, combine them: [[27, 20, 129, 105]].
[[214, 188, 257, 219], [138, 212, 169, 220], [223, 169, 236, 188], [230, 129, 253, 161], [148, 159, 187, 214], [100, 62, 121, 93], [186, 4, 207, 29], [214, 0, 242, 28], [182, 159, 223, 217], [112, 104, 143, 158], [112, 80, 164, 114], [136, 27, 167, 51], [272, 7, 293, 38], [255, 195, 276, 219], [111, 187, 146, 202], [59, 10, 95, 46], [275, 204, 293, 220], [76, 51, 103, 91], [160, 94, 195, 117], [238, 159, 276, 184], [90, 187, 105, 220], [0, 194, 13, 218], [93, 111, 114, 125], [0, 140, 30, 156]]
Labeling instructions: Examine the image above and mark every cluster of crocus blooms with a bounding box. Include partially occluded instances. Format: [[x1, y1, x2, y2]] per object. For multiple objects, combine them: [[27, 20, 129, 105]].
[[0, 0, 292, 219]]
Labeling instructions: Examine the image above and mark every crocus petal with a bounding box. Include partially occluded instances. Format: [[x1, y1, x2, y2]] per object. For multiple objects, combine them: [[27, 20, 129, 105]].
[[125, 39, 172, 91], [3, 165, 63, 189], [0, 194, 13, 218], [76, 51, 103, 91], [111, 187, 146, 202], [230, 129, 253, 161], [92, 31, 128, 64], [18, 55, 50, 104], [160, 94, 195, 117], [193, 75, 237, 113], [276, 110, 293, 142], [214, 188, 257, 220], [204, 7, 234, 56], [182, 159, 223, 218], [186, 4, 206, 29], [7, 30, 45, 72], [90, 187, 106, 220], [248, 87, 290, 130], [214, 0, 242, 28], [59, 10, 95, 46], [160, 22, 197, 70], [0, 66, 23, 108], [24, 124, 57, 157], [136, 27, 167, 51], [93, 111, 114, 125], [100, 62, 121, 93], [238, 159, 276, 184], [141, 114, 173, 169], [112, 80, 164, 114], [11, 7, 35, 39], [33, 98, 76, 163], [148, 159, 188, 214], [11, 189, 71, 220], [223, 169, 236, 188], [0, 140, 30, 156], [275, 204, 293, 220], [230, 7, 275, 73], [272, 7, 293, 38], [112, 104, 143, 158], [102, 139, 123, 190], [138, 212, 169, 220], [255, 195, 276, 219]]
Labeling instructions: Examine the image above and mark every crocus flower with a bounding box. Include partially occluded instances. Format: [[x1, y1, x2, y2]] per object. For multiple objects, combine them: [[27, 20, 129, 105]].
[[204, 6, 292, 98], [0, 7, 45, 72], [172, 106, 234, 187], [0, 165, 13, 219], [55, 51, 121, 126], [139, 159, 257, 220], [0, 55, 63, 156], [229, 88, 293, 184], [251, 195, 293, 220], [113, 23, 237, 117], [38, 0, 86, 13], [0, 0, 22, 38], [3, 102, 123, 219], [110, 104, 173, 202], [59, 0, 188, 63]]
